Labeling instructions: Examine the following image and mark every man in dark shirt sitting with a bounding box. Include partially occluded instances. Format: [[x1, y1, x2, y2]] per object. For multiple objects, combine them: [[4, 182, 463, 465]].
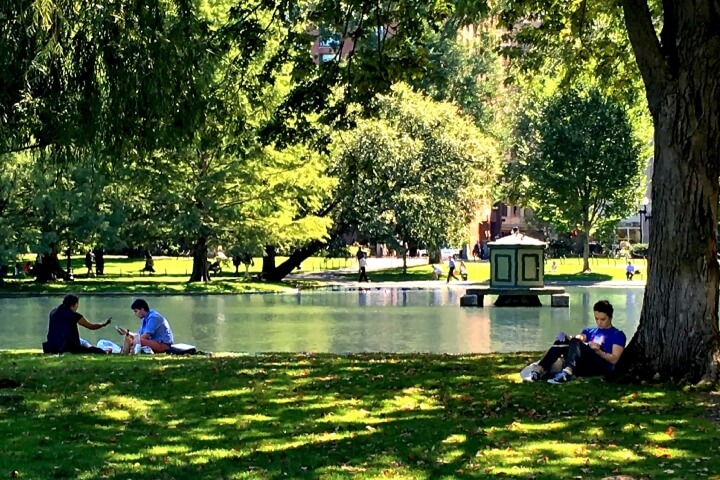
[[43, 294, 112, 354]]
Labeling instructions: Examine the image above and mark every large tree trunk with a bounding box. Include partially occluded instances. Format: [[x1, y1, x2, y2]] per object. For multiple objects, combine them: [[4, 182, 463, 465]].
[[189, 237, 210, 283], [402, 248, 408, 273], [261, 245, 277, 279], [34, 243, 68, 283], [262, 222, 350, 281], [582, 225, 591, 272], [613, 0, 720, 383], [263, 241, 324, 282]]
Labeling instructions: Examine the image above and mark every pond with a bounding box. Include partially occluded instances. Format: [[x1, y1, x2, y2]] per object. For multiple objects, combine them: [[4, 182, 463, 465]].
[[1, 287, 644, 354]]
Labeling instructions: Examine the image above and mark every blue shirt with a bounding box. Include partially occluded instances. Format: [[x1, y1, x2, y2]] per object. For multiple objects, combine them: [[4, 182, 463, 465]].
[[139, 309, 174, 344], [581, 326, 626, 370]]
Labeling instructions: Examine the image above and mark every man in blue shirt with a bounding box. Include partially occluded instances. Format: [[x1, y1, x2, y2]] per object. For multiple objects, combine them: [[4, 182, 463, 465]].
[[117, 298, 174, 354], [521, 300, 627, 384]]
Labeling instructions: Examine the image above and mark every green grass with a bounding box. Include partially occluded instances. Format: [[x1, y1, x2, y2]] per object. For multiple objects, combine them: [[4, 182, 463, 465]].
[[347, 258, 648, 283], [0, 256, 340, 294], [1, 352, 718, 479], [1, 256, 648, 293]]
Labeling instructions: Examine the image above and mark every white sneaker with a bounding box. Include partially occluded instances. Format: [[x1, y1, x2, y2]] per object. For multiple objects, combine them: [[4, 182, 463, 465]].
[[520, 363, 540, 382]]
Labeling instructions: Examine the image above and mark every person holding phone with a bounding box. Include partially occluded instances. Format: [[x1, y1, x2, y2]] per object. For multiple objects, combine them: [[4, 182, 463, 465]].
[[43, 294, 112, 354], [116, 298, 174, 354], [521, 300, 626, 384]]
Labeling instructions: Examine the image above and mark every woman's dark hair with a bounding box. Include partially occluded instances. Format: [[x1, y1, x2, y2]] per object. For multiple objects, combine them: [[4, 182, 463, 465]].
[[62, 294, 79, 308], [130, 298, 150, 311], [593, 300, 614, 318]]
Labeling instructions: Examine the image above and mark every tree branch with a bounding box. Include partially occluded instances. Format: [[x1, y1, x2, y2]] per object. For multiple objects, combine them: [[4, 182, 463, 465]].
[[0, 141, 52, 156], [620, 0, 669, 113]]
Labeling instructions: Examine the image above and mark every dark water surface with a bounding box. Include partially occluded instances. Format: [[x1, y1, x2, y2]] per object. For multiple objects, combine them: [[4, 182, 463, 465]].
[[1, 287, 644, 353]]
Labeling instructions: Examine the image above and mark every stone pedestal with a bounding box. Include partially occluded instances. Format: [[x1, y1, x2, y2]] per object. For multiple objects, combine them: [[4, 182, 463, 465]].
[[494, 295, 542, 307], [551, 294, 570, 308], [460, 294, 478, 307]]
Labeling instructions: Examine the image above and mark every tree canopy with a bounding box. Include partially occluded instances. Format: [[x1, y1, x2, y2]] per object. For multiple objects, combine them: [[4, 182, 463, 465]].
[[507, 88, 644, 271], [332, 84, 500, 270]]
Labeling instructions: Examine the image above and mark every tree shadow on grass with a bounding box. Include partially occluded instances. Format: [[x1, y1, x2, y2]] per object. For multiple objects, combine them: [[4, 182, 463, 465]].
[[1, 353, 718, 479]]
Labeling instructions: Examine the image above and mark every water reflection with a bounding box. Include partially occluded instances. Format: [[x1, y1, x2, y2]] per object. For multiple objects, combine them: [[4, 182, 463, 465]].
[[0, 287, 644, 353]]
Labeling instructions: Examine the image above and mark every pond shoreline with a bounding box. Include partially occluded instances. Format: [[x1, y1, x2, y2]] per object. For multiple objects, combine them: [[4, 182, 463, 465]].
[[0, 279, 646, 298]]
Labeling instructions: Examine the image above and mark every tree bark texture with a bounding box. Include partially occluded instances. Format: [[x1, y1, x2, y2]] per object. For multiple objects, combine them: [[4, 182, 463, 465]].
[[263, 242, 322, 282], [34, 243, 68, 283], [261, 245, 277, 279], [189, 237, 210, 283], [615, 0, 720, 383], [582, 226, 591, 272], [262, 222, 350, 282]]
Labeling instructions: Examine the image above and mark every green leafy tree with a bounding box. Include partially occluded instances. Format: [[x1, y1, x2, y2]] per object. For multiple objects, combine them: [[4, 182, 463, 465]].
[[498, 0, 720, 383], [0, 152, 36, 274], [130, 1, 336, 282], [507, 89, 643, 272], [27, 153, 124, 281], [411, 23, 508, 135], [334, 84, 500, 272]]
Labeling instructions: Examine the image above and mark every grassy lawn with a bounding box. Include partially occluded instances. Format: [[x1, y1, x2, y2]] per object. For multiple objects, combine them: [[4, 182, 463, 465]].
[[1, 352, 717, 479], [0, 256, 340, 295], [0, 256, 648, 293], [354, 258, 648, 283]]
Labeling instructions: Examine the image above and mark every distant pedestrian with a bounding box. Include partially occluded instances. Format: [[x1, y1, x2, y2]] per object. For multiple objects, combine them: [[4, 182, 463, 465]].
[[472, 242, 481, 261], [142, 251, 156, 274], [84, 250, 94, 277], [432, 264, 443, 280], [459, 261, 468, 281], [358, 256, 369, 282], [94, 247, 105, 276], [446, 256, 458, 283], [233, 253, 254, 281], [625, 261, 635, 281]]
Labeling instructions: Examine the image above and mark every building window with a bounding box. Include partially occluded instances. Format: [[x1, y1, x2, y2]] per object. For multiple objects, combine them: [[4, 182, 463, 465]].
[[320, 53, 337, 63]]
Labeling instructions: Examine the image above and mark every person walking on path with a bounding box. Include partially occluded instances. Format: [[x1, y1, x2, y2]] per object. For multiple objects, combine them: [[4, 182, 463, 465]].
[[472, 242, 481, 261], [142, 251, 156, 274], [84, 250, 94, 277], [358, 255, 369, 282], [446, 256, 458, 283]]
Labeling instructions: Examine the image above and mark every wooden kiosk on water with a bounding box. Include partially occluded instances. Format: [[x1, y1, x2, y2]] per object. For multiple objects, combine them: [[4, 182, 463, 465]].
[[460, 230, 569, 307]]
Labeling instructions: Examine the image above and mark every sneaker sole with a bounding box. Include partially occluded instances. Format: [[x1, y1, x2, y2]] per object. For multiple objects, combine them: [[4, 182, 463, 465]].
[[520, 363, 538, 382]]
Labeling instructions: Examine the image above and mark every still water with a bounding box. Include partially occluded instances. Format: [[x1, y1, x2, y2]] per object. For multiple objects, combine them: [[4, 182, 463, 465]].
[[1, 287, 644, 353]]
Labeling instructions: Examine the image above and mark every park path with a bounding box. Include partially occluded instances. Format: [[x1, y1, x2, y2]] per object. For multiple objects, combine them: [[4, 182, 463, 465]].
[[287, 257, 646, 290]]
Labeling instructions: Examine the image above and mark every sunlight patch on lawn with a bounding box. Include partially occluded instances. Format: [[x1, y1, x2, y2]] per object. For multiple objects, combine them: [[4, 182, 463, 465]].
[[101, 408, 132, 422], [97, 395, 162, 416], [145, 444, 192, 456], [505, 421, 569, 433], [379, 388, 441, 413], [254, 429, 374, 453], [610, 390, 668, 408], [204, 388, 252, 398]]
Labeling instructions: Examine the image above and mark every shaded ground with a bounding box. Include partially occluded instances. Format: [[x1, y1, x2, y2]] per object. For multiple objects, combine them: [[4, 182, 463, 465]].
[[0, 352, 717, 480]]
